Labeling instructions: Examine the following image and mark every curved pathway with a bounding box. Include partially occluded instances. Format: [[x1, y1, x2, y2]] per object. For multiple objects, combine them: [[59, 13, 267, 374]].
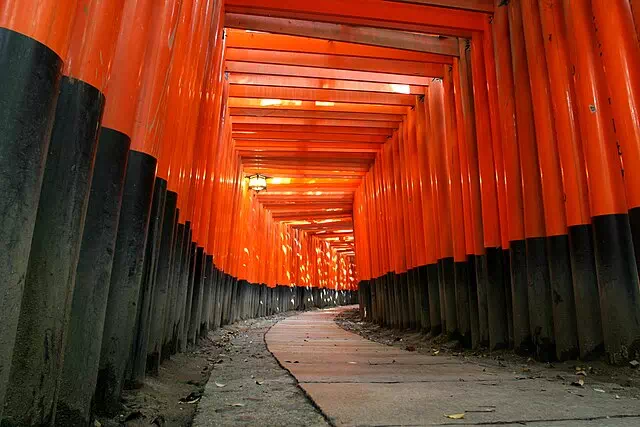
[[266, 306, 640, 426]]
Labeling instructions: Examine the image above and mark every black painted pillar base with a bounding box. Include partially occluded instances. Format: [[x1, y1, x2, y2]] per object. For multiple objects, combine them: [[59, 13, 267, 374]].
[[411, 269, 422, 329], [370, 278, 378, 324], [148, 191, 177, 373], [174, 230, 194, 354], [161, 215, 182, 361], [180, 242, 197, 350], [525, 237, 556, 362], [503, 249, 514, 347], [128, 178, 167, 388], [193, 249, 207, 342], [399, 271, 410, 329], [405, 269, 416, 329], [200, 255, 214, 338], [426, 264, 442, 336], [567, 225, 603, 359], [437, 261, 447, 332], [467, 256, 480, 349], [187, 247, 205, 346], [454, 260, 472, 348], [441, 258, 458, 337], [95, 151, 156, 414], [629, 206, 640, 276], [417, 266, 431, 332], [485, 247, 508, 350], [547, 235, 579, 361], [509, 240, 533, 354], [592, 214, 640, 364], [0, 29, 63, 418], [57, 128, 130, 426], [474, 254, 490, 347], [4, 75, 105, 425]]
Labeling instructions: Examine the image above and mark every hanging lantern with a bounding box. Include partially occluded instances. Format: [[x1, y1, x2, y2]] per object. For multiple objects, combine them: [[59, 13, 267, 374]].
[[248, 173, 268, 192]]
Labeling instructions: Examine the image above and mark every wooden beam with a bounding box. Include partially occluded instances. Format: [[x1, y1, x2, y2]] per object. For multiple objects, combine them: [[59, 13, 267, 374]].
[[233, 131, 389, 143], [385, 0, 493, 13], [224, 0, 486, 33], [242, 167, 368, 178], [231, 115, 399, 128], [232, 123, 394, 135], [225, 13, 459, 56], [234, 140, 382, 152], [229, 108, 403, 122], [228, 98, 409, 114], [225, 28, 452, 63], [226, 61, 431, 85], [228, 73, 426, 94], [229, 84, 417, 106], [226, 48, 445, 77], [241, 151, 377, 159]]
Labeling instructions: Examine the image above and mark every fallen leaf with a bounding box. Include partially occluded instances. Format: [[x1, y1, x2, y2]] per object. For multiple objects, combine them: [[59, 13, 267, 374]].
[[256, 380, 264, 385], [347, 361, 357, 365], [571, 378, 585, 387], [630, 360, 639, 369], [433, 350, 440, 355], [215, 382, 226, 388], [444, 413, 465, 419], [593, 388, 606, 393], [186, 397, 201, 404], [230, 403, 245, 407]]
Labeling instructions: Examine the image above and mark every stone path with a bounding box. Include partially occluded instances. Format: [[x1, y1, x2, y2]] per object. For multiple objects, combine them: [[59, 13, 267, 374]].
[[266, 306, 640, 426]]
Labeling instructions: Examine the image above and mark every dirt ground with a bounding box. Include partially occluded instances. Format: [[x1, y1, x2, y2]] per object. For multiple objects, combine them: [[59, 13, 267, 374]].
[[95, 312, 326, 427], [334, 308, 640, 399]]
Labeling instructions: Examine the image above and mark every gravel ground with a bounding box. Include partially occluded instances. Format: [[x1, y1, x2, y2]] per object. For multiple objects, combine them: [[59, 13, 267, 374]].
[[192, 314, 328, 427]]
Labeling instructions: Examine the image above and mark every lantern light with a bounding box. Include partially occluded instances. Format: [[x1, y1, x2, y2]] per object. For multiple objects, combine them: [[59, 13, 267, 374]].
[[248, 173, 267, 192]]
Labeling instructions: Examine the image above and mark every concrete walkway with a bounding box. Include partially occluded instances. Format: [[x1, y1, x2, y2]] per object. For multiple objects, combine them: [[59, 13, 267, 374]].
[[266, 306, 640, 426]]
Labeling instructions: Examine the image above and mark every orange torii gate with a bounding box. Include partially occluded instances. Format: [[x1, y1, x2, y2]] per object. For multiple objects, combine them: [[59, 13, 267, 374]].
[[1, 0, 640, 425]]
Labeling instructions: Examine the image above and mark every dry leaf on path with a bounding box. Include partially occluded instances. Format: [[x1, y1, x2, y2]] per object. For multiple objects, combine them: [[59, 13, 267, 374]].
[[444, 413, 465, 419]]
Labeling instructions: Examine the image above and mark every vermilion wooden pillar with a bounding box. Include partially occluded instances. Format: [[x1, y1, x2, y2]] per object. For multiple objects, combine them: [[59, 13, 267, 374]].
[[452, 57, 481, 349], [508, 0, 555, 361], [492, 1, 528, 351], [538, 0, 603, 360], [443, 65, 472, 346], [428, 81, 458, 336], [97, 0, 181, 411], [0, 1, 77, 416], [591, 0, 640, 274], [521, 0, 579, 361], [563, 0, 640, 365], [470, 31, 509, 351]]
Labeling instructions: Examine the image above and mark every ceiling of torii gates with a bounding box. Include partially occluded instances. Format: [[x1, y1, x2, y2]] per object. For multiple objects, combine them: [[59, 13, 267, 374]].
[[222, 0, 493, 256]]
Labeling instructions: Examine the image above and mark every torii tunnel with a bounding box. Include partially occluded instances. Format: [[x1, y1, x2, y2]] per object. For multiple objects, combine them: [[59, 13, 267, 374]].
[[1, 0, 640, 425]]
